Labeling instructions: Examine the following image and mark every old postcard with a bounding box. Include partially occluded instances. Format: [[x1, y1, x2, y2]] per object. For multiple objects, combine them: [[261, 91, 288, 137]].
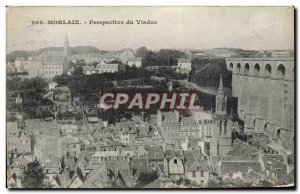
[[6, 6, 295, 189]]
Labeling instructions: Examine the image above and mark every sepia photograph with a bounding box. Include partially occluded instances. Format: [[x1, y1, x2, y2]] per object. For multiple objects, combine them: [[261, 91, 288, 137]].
[[5, 6, 295, 189]]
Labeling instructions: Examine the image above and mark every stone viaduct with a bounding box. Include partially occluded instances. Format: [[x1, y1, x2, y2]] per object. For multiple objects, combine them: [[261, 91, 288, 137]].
[[225, 57, 294, 150]]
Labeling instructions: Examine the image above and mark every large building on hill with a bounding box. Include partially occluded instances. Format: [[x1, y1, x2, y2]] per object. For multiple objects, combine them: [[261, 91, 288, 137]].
[[96, 61, 119, 74], [225, 57, 294, 151], [11, 35, 70, 78], [42, 35, 70, 79]]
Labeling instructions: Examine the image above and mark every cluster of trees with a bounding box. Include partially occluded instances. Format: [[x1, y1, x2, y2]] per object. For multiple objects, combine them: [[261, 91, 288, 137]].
[[7, 77, 48, 92], [53, 65, 171, 95], [135, 47, 186, 67], [21, 160, 45, 188], [7, 72, 28, 77]]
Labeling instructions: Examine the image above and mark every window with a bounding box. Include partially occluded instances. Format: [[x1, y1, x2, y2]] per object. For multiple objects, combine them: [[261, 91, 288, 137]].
[[201, 171, 204, 177], [277, 129, 281, 139], [174, 159, 177, 164], [192, 171, 196, 177], [200, 180, 204, 185]]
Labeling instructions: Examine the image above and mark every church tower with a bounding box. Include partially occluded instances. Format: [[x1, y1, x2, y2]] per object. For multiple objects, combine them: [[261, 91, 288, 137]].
[[64, 35, 69, 57], [215, 74, 227, 115]]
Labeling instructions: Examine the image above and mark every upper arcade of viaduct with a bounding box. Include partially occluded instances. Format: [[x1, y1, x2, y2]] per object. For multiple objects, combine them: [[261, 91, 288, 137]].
[[225, 57, 294, 81]]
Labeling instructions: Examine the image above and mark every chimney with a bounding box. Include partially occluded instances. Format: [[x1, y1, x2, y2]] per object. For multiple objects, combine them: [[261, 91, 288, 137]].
[[163, 157, 169, 177], [162, 142, 166, 152], [157, 109, 162, 128], [174, 110, 180, 123]]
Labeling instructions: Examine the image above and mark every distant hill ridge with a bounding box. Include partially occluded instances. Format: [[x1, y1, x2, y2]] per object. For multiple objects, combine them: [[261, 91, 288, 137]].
[[7, 46, 100, 62]]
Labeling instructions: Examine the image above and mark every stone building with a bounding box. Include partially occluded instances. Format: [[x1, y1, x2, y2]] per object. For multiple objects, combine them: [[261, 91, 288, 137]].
[[96, 61, 119, 74], [176, 58, 192, 74], [7, 122, 31, 153], [27, 57, 44, 77], [184, 151, 210, 186], [117, 48, 135, 64], [164, 149, 185, 179]]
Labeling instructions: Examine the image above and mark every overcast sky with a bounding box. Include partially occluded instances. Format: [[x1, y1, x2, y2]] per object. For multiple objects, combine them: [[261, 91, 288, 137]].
[[6, 6, 294, 53]]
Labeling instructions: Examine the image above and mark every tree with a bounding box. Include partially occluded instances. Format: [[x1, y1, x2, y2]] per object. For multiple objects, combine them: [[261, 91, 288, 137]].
[[136, 47, 148, 58], [7, 77, 48, 92], [53, 74, 71, 86], [21, 159, 45, 188], [72, 66, 84, 76]]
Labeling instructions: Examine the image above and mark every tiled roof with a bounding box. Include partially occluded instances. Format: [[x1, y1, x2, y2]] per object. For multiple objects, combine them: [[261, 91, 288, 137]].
[[148, 146, 164, 160], [184, 151, 208, 172], [129, 158, 148, 171], [262, 154, 288, 178], [220, 161, 262, 174], [227, 139, 259, 157], [162, 111, 179, 123], [143, 178, 161, 188], [165, 149, 184, 160], [180, 116, 197, 125], [82, 66, 97, 71], [7, 122, 18, 133], [53, 173, 70, 188], [178, 58, 191, 63], [25, 119, 60, 130]]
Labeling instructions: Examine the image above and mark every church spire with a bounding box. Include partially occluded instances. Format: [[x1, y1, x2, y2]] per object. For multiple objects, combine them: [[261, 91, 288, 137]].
[[218, 74, 224, 92], [216, 74, 227, 115]]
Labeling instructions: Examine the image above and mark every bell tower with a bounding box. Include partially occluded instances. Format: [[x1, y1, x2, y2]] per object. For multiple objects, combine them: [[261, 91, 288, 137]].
[[64, 35, 69, 57], [215, 74, 227, 115]]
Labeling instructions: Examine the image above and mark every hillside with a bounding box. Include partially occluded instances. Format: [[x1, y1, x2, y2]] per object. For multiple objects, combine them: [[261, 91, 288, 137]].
[[6, 46, 100, 62], [190, 58, 232, 89]]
